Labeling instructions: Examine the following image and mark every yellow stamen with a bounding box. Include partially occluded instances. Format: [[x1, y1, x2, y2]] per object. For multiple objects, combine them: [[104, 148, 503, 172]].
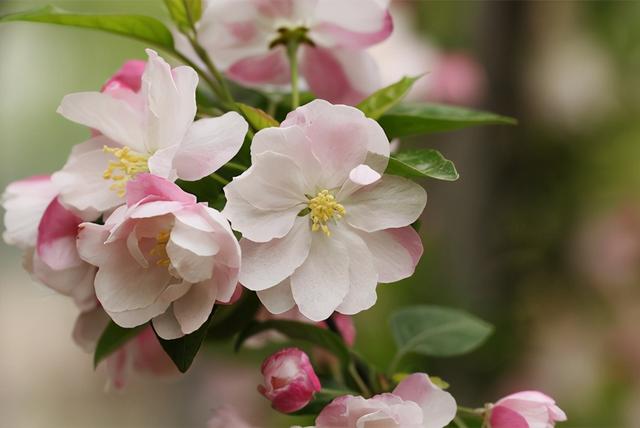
[[308, 190, 345, 237], [149, 230, 171, 266], [103, 146, 149, 197]]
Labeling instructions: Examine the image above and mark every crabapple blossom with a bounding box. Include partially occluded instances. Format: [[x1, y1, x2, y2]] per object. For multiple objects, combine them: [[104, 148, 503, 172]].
[[53, 49, 247, 219], [258, 347, 321, 413], [73, 307, 177, 390], [1, 176, 97, 310], [188, 0, 393, 105], [315, 373, 457, 428], [489, 391, 567, 428], [76, 173, 241, 339], [223, 100, 426, 321]]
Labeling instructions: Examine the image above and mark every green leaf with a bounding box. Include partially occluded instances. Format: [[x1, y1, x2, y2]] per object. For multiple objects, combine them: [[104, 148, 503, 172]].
[[164, 0, 202, 32], [387, 149, 459, 181], [94, 322, 145, 368], [207, 291, 260, 341], [378, 103, 517, 138], [154, 307, 217, 373], [357, 75, 422, 120], [390, 305, 493, 359], [0, 5, 175, 50], [237, 103, 280, 130], [235, 320, 350, 366]]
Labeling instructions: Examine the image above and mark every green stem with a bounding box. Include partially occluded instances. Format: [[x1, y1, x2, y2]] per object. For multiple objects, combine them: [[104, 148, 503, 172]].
[[388, 350, 405, 375], [319, 388, 355, 397], [222, 161, 248, 173], [453, 416, 470, 428], [286, 39, 300, 109], [209, 173, 230, 186], [348, 363, 371, 398]]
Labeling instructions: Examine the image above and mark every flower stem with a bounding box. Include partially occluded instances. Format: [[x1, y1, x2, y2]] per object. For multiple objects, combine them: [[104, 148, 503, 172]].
[[286, 39, 301, 110], [348, 363, 371, 398], [222, 161, 248, 173], [453, 416, 470, 428]]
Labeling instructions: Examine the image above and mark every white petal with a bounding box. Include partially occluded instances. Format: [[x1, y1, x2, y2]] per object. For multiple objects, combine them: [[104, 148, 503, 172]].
[[239, 217, 312, 291], [173, 112, 248, 181], [358, 226, 423, 283], [257, 279, 296, 314], [173, 279, 218, 335], [290, 233, 350, 321], [76, 222, 110, 267], [344, 175, 427, 232], [57, 92, 145, 152], [152, 307, 183, 340], [72, 308, 110, 352], [222, 183, 300, 243], [313, 0, 391, 35], [393, 373, 457, 428], [335, 226, 378, 315], [166, 218, 218, 284]]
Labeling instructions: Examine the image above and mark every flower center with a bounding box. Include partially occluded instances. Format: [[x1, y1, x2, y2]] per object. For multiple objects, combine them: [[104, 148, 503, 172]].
[[103, 146, 149, 197], [307, 190, 345, 237], [149, 230, 171, 267]]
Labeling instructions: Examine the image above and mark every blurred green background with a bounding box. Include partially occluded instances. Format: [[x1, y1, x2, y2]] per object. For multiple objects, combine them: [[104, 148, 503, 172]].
[[2, 0, 640, 427]]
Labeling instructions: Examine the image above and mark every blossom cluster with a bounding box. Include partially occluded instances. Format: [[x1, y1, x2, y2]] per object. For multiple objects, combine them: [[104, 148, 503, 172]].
[[1, 0, 565, 426]]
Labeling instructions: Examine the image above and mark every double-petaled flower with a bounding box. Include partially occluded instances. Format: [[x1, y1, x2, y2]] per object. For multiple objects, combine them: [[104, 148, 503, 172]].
[[188, 0, 393, 105], [224, 100, 426, 321], [53, 49, 247, 219]]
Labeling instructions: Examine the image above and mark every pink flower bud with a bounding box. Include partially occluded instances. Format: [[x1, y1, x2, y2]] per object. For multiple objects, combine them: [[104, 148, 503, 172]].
[[489, 391, 567, 428], [258, 347, 321, 413], [101, 59, 146, 93]]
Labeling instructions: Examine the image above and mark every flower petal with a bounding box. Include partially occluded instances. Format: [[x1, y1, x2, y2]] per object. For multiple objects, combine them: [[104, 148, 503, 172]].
[[489, 406, 530, 428], [227, 48, 290, 86], [290, 233, 350, 321], [300, 46, 380, 106], [173, 279, 218, 335], [152, 307, 183, 340], [76, 222, 111, 267], [312, 0, 392, 45], [36, 197, 83, 270], [393, 373, 457, 428], [257, 279, 296, 314], [358, 226, 423, 283], [239, 217, 312, 291], [172, 112, 248, 181], [126, 173, 196, 206], [344, 175, 426, 232]]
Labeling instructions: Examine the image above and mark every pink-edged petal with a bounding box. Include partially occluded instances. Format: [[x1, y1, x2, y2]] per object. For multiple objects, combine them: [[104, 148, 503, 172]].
[[281, 99, 387, 188], [72, 307, 110, 352], [232, 152, 309, 210], [152, 307, 183, 340], [250, 125, 321, 184], [37, 197, 83, 270], [1, 175, 57, 249], [499, 391, 555, 404], [94, 242, 173, 312], [335, 226, 378, 315], [312, 6, 392, 49], [490, 406, 530, 428], [141, 49, 198, 151], [128, 201, 185, 219], [52, 139, 125, 218], [291, 233, 350, 321], [393, 373, 457, 428], [57, 92, 146, 152], [76, 222, 111, 267], [108, 298, 173, 329], [173, 279, 218, 335], [301, 46, 380, 106], [344, 175, 427, 232], [227, 48, 290, 86], [222, 179, 301, 243], [102, 59, 146, 92], [358, 226, 423, 283], [257, 279, 295, 314], [172, 111, 248, 181], [126, 173, 196, 206], [239, 217, 312, 291]]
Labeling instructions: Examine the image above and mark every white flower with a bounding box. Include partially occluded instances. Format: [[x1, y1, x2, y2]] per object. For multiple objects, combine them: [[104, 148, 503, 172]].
[[53, 49, 248, 219], [224, 100, 426, 321]]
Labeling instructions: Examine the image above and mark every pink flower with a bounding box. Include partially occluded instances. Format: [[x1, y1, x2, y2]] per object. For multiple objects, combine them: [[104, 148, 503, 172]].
[[489, 391, 567, 428], [189, 0, 393, 105], [73, 308, 177, 390], [224, 100, 425, 321], [53, 49, 247, 219], [102, 59, 146, 93], [258, 347, 321, 413], [316, 373, 456, 428], [426, 53, 486, 106], [76, 173, 241, 339]]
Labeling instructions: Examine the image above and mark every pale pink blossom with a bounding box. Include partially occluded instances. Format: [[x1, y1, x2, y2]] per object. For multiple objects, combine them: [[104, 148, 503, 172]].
[[2, 176, 97, 310], [315, 373, 456, 428], [189, 0, 393, 105], [207, 406, 256, 428], [489, 391, 567, 428], [258, 347, 321, 413], [53, 49, 247, 219], [76, 173, 241, 339], [73, 307, 177, 390], [224, 100, 425, 321]]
